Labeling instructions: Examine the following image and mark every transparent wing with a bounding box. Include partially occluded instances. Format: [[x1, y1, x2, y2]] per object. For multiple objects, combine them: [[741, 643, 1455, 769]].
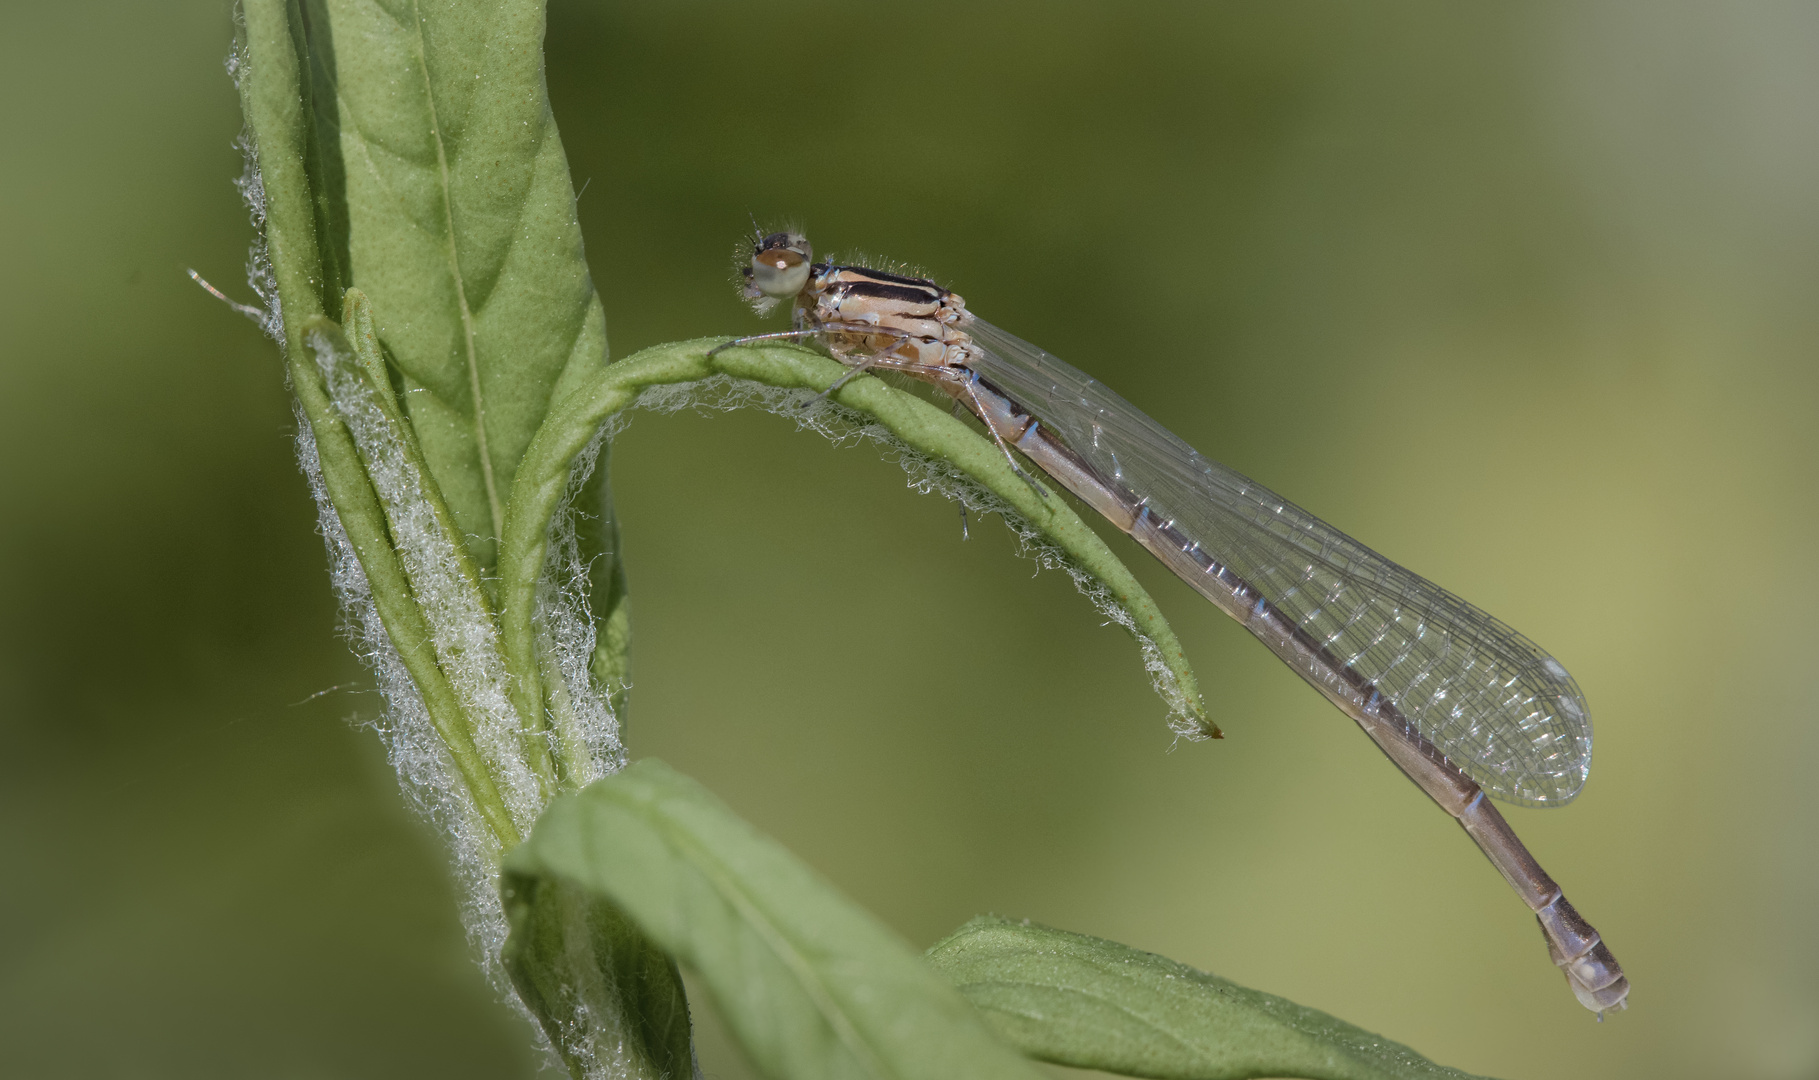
[[964, 317, 1591, 806]]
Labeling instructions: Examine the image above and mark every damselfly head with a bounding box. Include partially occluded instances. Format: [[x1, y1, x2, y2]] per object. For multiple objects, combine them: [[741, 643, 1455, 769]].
[[742, 232, 813, 313]]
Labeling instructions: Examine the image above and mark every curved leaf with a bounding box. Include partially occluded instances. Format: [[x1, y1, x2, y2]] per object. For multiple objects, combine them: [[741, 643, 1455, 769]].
[[926, 916, 1496, 1080], [502, 760, 1047, 1080], [499, 339, 1212, 747]]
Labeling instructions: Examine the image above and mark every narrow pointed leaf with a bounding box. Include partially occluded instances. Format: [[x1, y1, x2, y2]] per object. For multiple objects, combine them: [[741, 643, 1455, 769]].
[[498, 339, 1211, 742], [927, 916, 1497, 1080]]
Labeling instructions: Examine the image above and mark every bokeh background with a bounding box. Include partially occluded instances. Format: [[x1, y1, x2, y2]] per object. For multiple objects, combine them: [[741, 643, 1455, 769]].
[[4, 2, 1815, 1078]]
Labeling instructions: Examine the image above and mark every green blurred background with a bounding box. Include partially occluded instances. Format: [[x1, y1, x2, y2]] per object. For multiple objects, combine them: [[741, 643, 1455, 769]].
[[4, 2, 1815, 1077]]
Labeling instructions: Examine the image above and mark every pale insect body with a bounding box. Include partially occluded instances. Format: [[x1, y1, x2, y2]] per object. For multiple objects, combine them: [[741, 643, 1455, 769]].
[[727, 230, 1627, 1015]]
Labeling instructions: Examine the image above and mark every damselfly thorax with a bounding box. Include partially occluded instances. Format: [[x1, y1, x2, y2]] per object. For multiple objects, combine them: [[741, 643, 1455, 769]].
[[742, 232, 979, 377], [803, 264, 978, 370]]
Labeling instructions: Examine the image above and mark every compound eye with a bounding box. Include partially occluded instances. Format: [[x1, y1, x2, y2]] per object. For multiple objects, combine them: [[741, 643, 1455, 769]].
[[756, 231, 808, 255], [749, 244, 810, 298]]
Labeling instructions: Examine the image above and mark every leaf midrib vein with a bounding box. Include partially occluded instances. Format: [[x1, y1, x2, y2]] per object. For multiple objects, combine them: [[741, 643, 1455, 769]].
[[407, 0, 504, 544]]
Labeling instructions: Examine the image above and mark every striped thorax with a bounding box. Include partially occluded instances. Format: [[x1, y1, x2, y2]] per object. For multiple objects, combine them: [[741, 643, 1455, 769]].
[[744, 232, 980, 376]]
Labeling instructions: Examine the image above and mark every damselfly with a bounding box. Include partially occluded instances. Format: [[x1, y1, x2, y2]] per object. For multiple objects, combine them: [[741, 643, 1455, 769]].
[[717, 231, 1628, 1014]]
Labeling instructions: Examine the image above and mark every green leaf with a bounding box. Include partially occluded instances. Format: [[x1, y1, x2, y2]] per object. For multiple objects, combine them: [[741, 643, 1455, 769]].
[[497, 339, 1213, 745], [236, 4, 663, 1070], [502, 760, 1049, 1080], [286, 0, 614, 572], [238, 0, 630, 789], [926, 916, 1497, 1080]]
